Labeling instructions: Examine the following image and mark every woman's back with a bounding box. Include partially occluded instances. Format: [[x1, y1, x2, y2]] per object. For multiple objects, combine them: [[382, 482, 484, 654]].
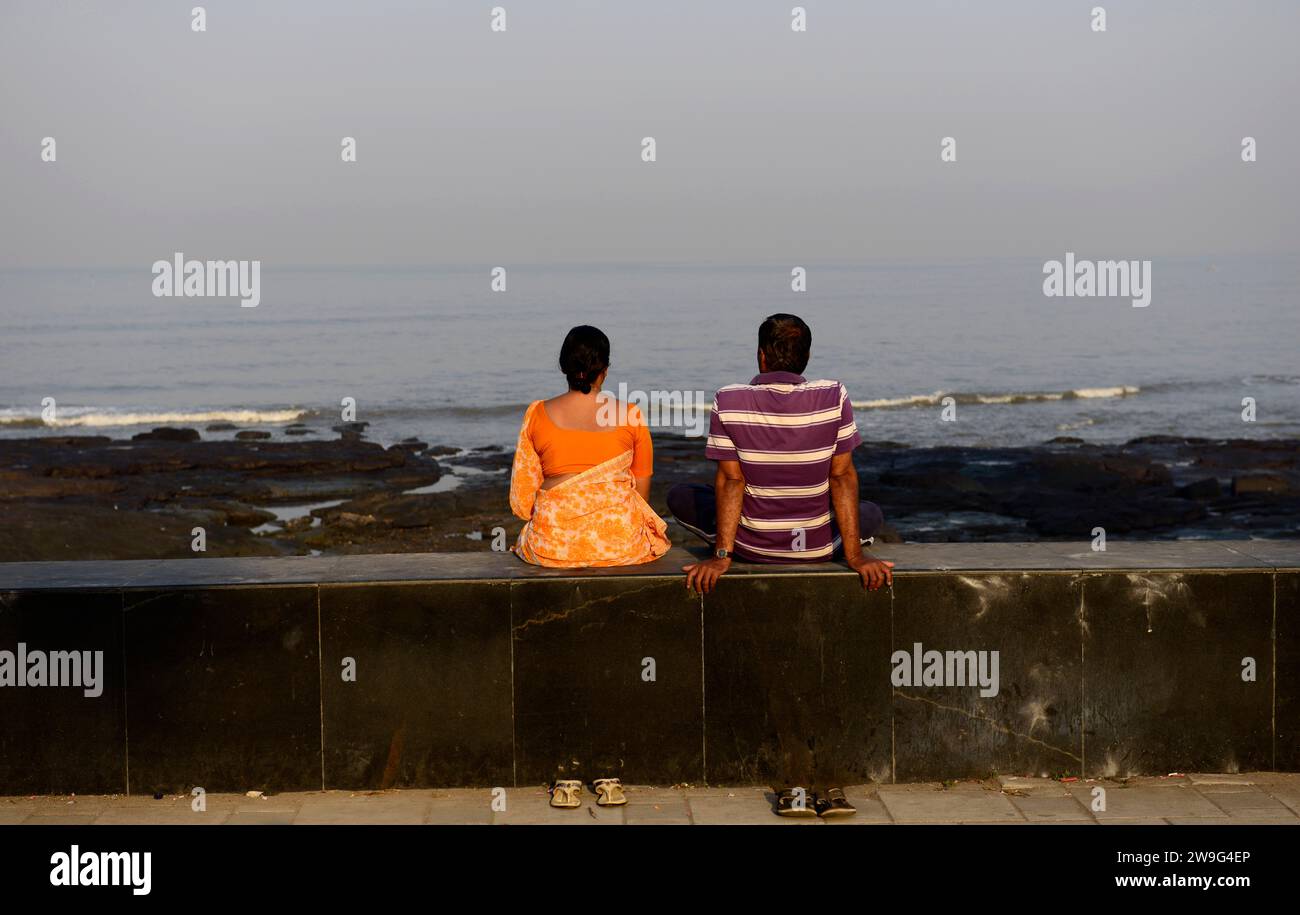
[[529, 394, 652, 480]]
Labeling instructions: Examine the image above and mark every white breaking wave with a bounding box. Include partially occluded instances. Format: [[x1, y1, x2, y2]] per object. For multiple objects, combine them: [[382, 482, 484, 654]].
[[851, 385, 1139, 410], [0, 408, 308, 428]]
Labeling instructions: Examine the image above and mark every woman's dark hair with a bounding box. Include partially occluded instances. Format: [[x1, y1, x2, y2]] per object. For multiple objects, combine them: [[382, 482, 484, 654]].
[[758, 313, 812, 373], [558, 325, 610, 394]]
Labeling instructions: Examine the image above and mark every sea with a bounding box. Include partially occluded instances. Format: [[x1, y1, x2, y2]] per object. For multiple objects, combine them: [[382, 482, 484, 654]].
[[2, 256, 1298, 452]]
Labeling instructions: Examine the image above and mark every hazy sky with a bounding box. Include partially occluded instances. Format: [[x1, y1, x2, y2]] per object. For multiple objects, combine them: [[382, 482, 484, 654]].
[[2, 0, 1297, 267]]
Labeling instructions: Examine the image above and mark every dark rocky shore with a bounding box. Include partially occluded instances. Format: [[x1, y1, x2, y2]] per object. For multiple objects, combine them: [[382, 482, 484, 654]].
[[1, 427, 1297, 561]]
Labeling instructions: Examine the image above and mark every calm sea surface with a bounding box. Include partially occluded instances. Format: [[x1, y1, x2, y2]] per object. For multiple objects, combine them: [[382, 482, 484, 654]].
[[2, 257, 1297, 450]]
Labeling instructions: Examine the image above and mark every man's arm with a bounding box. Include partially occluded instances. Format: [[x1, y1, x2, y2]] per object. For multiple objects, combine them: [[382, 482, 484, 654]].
[[829, 451, 894, 591], [683, 460, 744, 595]]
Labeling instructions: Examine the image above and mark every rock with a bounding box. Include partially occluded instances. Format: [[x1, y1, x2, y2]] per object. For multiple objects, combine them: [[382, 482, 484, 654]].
[[1032, 452, 1171, 489], [1177, 477, 1222, 500], [388, 439, 428, 453], [859, 440, 909, 450], [426, 445, 460, 456], [235, 430, 272, 441], [133, 426, 200, 442], [205, 422, 238, 431], [332, 422, 370, 434], [285, 428, 315, 436], [1126, 435, 1211, 446], [1046, 436, 1085, 444], [1233, 473, 1292, 496], [472, 444, 503, 452]]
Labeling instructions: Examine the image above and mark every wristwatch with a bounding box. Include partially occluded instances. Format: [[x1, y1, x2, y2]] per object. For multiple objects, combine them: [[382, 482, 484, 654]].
[[715, 547, 730, 560]]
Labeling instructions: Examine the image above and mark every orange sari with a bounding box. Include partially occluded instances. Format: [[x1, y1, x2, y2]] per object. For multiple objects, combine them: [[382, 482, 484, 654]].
[[509, 401, 670, 567]]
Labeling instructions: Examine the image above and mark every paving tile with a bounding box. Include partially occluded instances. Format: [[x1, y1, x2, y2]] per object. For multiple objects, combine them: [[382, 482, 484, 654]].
[[95, 809, 230, 825], [687, 794, 819, 825], [1166, 817, 1300, 826], [1098, 818, 1171, 825], [22, 815, 99, 825], [997, 776, 1073, 796], [223, 812, 298, 825], [491, 789, 623, 825], [622, 788, 691, 825], [294, 790, 432, 824], [625, 803, 693, 825], [1200, 789, 1297, 817], [1188, 773, 1258, 786], [877, 785, 1023, 823], [1069, 785, 1227, 820], [426, 798, 494, 825], [822, 796, 892, 824], [1010, 796, 1095, 822]]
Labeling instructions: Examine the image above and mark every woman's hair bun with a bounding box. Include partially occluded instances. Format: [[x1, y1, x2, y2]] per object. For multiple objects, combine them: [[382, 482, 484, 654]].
[[558, 325, 610, 394]]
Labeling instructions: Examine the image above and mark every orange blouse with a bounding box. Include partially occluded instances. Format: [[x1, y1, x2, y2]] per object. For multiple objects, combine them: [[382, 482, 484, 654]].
[[528, 400, 653, 478]]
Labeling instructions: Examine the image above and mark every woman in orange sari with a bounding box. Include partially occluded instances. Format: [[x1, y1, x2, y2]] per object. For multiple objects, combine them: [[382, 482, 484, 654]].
[[509, 325, 670, 809], [510, 325, 669, 569]]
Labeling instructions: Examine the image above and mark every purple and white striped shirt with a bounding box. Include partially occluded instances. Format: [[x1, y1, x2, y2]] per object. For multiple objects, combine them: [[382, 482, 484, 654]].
[[704, 371, 862, 562]]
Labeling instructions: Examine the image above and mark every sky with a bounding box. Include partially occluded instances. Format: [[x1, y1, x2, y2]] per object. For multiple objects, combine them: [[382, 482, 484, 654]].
[[1, 0, 1297, 267]]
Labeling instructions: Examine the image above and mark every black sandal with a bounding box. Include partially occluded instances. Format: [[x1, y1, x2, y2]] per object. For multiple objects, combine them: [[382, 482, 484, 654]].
[[774, 788, 816, 818], [815, 787, 857, 818]]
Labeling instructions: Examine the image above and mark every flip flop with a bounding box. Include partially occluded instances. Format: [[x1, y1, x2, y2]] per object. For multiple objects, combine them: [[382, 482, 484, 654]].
[[592, 778, 627, 807], [549, 779, 583, 809]]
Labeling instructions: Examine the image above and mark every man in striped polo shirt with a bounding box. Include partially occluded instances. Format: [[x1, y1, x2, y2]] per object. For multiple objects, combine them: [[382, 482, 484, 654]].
[[670, 313, 893, 596], [668, 313, 893, 818]]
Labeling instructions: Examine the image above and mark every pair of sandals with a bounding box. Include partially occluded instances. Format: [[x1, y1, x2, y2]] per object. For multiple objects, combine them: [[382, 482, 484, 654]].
[[550, 778, 627, 809], [775, 787, 855, 818]]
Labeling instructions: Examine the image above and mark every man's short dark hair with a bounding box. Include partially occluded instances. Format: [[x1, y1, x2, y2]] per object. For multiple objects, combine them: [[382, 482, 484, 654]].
[[758, 313, 811, 374]]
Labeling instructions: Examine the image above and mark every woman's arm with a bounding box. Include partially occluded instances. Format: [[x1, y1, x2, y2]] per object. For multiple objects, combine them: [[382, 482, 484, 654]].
[[629, 406, 654, 502]]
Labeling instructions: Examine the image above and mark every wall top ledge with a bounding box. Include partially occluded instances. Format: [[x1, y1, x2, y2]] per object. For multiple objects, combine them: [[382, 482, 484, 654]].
[[0, 541, 1296, 592]]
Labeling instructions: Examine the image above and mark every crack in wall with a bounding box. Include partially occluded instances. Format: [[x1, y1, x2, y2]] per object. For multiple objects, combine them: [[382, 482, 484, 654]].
[[893, 690, 1083, 764]]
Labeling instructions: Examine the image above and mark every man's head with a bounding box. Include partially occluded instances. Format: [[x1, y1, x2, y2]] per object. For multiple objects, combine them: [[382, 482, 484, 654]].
[[757, 313, 812, 374]]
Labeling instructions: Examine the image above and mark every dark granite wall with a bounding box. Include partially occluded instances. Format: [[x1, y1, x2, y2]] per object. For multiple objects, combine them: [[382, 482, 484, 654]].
[[0, 542, 1294, 794]]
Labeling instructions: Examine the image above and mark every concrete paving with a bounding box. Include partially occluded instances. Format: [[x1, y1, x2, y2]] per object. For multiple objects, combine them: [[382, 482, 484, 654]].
[[4, 773, 1299, 825]]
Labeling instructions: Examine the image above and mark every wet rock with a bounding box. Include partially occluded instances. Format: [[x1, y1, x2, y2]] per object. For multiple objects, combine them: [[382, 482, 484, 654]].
[[1178, 477, 1222, 500], [206, 422, 238, 431], [133, 426, 200, 442], [1233, 473, 1292, 496], [426, 445, 460, 456], [389, 439, 428, 453], [235, 430, 272, 441]]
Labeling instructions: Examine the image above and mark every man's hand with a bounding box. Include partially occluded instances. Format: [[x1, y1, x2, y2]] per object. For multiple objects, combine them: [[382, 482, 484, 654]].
[[848, 554, 894, 591], [683, 556, 731, 595]]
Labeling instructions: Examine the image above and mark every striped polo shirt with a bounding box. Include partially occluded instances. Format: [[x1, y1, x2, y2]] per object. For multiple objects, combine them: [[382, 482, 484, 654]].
[[705, 371, 862, 562]]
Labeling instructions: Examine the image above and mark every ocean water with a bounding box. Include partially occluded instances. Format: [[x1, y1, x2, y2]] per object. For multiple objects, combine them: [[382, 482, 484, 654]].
[[1, 257, 1297, 451]]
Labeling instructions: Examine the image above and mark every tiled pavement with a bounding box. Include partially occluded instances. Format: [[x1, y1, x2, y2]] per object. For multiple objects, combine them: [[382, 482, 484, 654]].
[[4, 773, 1299, 825]]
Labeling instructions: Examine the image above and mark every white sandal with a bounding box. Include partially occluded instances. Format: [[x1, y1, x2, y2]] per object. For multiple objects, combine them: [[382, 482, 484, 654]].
[[593, 778, 627, 807], [549, 779, 583, 809]]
